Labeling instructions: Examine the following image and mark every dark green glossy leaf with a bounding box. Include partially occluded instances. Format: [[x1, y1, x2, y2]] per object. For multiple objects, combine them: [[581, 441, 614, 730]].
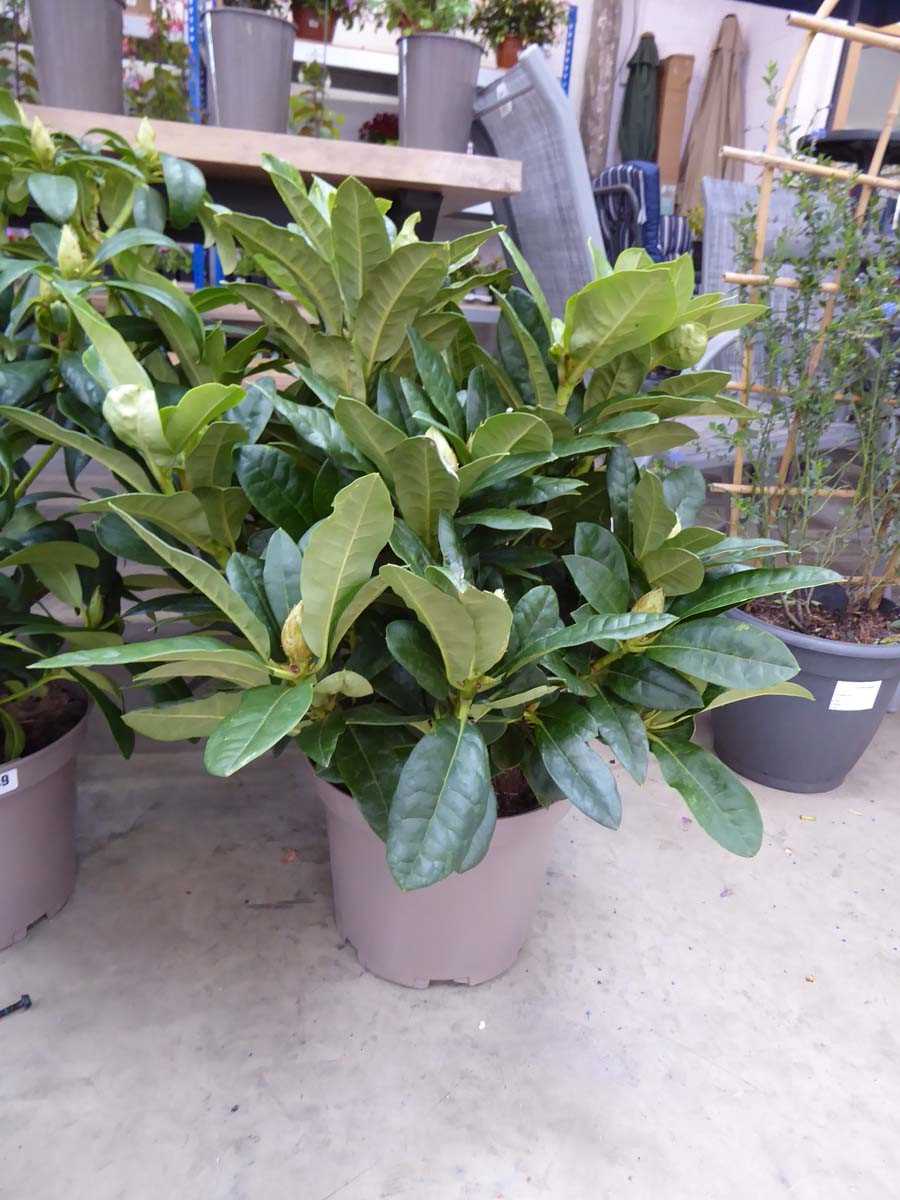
[[535, 708, 621, 829], [652, 737, 763, 856], [603, 656, 703, 710], [334, 725, 408, 841], [670, 567, 843, 620], [235, 444, 316, 540], [645, 616, 798, 688], [386, 619, 450, 700], [586, 689, 648, 783]]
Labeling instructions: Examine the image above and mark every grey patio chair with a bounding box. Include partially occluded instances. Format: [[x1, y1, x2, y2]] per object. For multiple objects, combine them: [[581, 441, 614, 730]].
[[471, 46, 602, 318]]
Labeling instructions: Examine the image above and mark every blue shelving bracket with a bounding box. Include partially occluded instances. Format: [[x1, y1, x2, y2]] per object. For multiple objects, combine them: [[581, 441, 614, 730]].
[[187, 0, 207, 289], [561, 5, 577, 95]]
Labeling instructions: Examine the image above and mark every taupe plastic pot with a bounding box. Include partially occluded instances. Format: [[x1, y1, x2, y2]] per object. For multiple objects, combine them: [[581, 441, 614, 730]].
[[397, 33, 483, 152], [204, 6, 295, 133], [712, 610, 900, 793], [319, 776, 568, 987], [28, 0, 125, 113], [0, 709, 88, 951]]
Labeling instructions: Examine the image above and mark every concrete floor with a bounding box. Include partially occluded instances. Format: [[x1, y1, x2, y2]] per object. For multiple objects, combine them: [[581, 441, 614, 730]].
[[1, 711, 898, 1200]]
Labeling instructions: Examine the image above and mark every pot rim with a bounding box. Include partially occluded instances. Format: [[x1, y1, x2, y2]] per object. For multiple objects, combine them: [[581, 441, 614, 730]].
[[731, 606, 900, 661], [1, 704, 90, 774], [317, 772, 569, 832], [397, 32, 484, 50], [204, 6, 294, 28]]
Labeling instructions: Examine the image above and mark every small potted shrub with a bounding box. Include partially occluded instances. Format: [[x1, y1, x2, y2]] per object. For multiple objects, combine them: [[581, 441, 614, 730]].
[[28, 0, 125, 113], [358, 110, 399, 145], [14, 154, 834, 984], [713, 169, 900, 792], [377, 0, 482, 152], [205, 0, 296, 132], [290, 61, 344, 138], [291, 0, 360, 41], [470, 0, 566, 69], [124, 0, 190, 123]]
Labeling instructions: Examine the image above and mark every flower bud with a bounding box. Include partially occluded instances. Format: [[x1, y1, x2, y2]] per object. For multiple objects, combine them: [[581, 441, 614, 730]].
[[57, 225, 85, 278], [281, 601, 314, 669]]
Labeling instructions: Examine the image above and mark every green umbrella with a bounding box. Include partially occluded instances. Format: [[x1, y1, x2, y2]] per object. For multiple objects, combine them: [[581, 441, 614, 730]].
[[618, 32, 659, 163]]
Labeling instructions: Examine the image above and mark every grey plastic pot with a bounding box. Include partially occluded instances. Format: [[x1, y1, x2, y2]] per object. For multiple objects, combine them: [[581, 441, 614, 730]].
[[319, 776, 568, 987], [28, 0, 125, 113], [0, 709, 88, 952], [397, 33, 483, 153], [204, 6, 295, 133], [712, 610, 900, 793]]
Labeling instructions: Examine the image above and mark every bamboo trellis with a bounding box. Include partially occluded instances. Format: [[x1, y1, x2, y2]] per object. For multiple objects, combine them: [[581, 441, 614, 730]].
[[705, 2, 900, 543]]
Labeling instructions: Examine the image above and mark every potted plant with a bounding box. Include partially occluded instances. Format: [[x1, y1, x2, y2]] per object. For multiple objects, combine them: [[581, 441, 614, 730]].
[[470, 0, 566, 69], [28, 0, 125, 113], [377, 0, 481, 153], [290, 60, 344, 138], [291, 0, 360, 41], [13, 159, 835, 984], [124, 0, 190, 123], [204, 0, 296, 132], [712, 168, 900, 792], [0, 0, 38, 103], [358, 110, 399, 145]]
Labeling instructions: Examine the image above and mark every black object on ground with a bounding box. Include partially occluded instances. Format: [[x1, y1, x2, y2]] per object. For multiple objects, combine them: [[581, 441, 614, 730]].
[[0, 994, 32, 1020]]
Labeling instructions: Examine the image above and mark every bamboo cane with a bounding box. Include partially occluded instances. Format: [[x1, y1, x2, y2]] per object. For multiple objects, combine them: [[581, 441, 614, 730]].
[[726, 0, 843, 534], [767, 76, 900, 521], [720, 146, 900, 193], [786, 12, 900, 51], [711, 482, 857, 499], [723, 270, 840, 293]]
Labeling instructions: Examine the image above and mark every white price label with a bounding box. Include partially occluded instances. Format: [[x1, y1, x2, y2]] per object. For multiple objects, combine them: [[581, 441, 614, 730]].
[[0, 768, 19, 796], [829, 679, 881, 712]]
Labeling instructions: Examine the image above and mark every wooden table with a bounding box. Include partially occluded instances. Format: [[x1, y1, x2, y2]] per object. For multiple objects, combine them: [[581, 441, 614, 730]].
[[26, 106, 522, 238]]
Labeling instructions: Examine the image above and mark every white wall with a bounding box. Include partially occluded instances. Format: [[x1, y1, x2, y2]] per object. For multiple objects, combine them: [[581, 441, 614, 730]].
[[605, 0, 842, 167]]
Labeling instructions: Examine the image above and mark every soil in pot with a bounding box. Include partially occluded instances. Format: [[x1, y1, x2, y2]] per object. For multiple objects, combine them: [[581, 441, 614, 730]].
[[7, 682, 88, 758], [745, 591, 898, 645]]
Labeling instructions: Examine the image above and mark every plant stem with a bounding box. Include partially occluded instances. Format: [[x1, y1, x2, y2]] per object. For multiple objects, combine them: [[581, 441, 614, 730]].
[[13, 443, 58, 500]]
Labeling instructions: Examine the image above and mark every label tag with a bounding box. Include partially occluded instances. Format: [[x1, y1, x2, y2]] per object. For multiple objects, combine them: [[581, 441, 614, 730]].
[[0, 768, 19, 796], [829, 679, 881, 712]]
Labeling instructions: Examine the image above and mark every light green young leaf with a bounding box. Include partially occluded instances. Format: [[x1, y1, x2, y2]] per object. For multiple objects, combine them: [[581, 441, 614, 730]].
[[388, 435, 460, 548], [203, 682, 314, 776], [124, 692, 242, 741], [354, 242, 449, 375]]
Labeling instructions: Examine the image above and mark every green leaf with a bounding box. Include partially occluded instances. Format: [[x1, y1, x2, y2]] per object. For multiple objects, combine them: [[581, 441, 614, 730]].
[[508, 585, 562, 658], [226, 552, 278, 642], [387, 718, 493, 890], [35, 635, 260, 671], [639, 546, 705, 596], [457, 586, 513, 676], [698, 536, 787, 565], [493, 289, 556, 409], [184, 421, 246, 490], [234, 444, 315, 540], [662, 466, 706, 526], [273, 396, 366, 472], [107, 506, 272, 659], [124, 691, 242, 741], [652, 737, 762, 856], [194, 486, 249, 551], [380, 565, 496, 687], [0, 404, 154, 493], [334, 725, 407, 840], [355, 242, 449, 375], [332, 176, 391, 320], [563, 554, 629, 613], [133, 659, 270, 690], [622, 421, 697, 458], [505, 611, 675, 675], [646, 616, 799, 689], [300, 473, 394, 661], [408, 328, 464, 436], [469, 411, 553, 459], [666, 527, 725, 555], [263, 529, 303, 628], [27, 172, 77, 223], [93, 228, 178, 265], [698, 302, 768, 336], [229, 282, 314, 360], [165, 383, 245, 454], [54, 283, 151, 390], [161, 154, 205, 228], [703, 681, 814, 711], [587, 689, 648, 784], [388, 435, 460, 548], [535, 709, 621, 829], [220, 213, 343, 333], [631, 472, 677, 558], [562, 269, 677, 386], [457, 509, 551, 532], [333, 394, 405, 481], [0, 541, 98, 570], [386, 620, 450, 700], [603, 656, 703, 711], [204, 682, 314, 776], [328, 575, 388, 656], [498, 230, 552, 333], [295, 710, 345, 769], [671, 567, 842, 620], [605, 445, 637, 545], [261, 154, 332, 259], [88, 491, 213, 549]]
